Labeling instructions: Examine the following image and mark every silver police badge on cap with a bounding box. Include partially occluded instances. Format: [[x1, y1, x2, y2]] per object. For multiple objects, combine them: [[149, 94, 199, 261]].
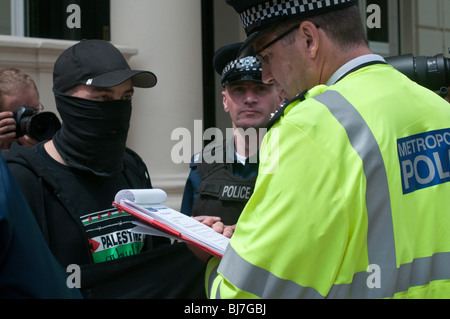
[[221, 55, 263, 86], [239, 56, 258, 68]]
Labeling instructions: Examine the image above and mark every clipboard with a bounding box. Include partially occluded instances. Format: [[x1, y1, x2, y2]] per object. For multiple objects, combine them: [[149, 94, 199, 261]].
[[112, 189, 229, 258]]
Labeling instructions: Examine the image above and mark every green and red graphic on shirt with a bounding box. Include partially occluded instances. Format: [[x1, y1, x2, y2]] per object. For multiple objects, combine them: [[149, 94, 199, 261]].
[[81, 208, 145, 263]]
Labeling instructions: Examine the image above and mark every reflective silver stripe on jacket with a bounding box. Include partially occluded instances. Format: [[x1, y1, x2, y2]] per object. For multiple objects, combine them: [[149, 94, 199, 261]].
[[210, 90, 450, 298], [316, 90, 396, 298]]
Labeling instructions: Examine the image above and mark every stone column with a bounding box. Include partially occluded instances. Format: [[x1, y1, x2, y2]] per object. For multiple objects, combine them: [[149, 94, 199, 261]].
[[110, 0, 204, 209]]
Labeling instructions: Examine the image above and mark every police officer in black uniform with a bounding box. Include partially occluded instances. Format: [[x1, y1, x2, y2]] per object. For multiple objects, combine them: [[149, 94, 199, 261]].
[[180, 42, 283, 225]]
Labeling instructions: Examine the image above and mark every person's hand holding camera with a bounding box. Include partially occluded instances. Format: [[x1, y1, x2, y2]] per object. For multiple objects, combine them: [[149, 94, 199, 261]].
[[0, 111, 20, 149], [0, 106, 61, 149], [0, 109, 42, 149]]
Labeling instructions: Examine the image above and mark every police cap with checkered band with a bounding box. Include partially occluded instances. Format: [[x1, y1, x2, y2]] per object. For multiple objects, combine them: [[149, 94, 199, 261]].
[[226, 0, 357, 57], [213, 42, 263, 87]]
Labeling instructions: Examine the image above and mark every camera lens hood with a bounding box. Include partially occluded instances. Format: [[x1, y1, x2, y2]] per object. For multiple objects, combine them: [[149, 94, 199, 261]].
[[27, 112, 62, 141], [13, 105, 61, 141]]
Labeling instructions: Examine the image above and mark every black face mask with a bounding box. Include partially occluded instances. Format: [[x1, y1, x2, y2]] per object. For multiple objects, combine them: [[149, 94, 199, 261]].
[[52, 89, 132, 177]]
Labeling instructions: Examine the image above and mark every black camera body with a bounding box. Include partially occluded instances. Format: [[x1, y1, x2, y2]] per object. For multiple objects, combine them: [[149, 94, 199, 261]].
[[386, 54, 450, 96], [13, 106, 61, 142]]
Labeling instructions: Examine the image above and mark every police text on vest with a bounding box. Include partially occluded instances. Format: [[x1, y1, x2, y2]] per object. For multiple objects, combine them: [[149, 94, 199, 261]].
[[221, 185, 253, 201], [398, 128, 450, 194]]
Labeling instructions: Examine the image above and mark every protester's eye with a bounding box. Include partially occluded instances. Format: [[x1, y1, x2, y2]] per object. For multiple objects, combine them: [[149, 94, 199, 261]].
[[123, 94, 133, 101], [98, 95, 111, 101]]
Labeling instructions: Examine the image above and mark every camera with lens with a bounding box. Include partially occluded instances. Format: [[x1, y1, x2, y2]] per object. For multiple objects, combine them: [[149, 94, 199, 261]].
[[385, 53, 450, 97], [13, 105, 61, 142]]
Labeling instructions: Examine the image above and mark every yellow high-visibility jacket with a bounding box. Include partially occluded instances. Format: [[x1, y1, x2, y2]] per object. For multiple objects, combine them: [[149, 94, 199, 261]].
[[206, 60, 450, 299]]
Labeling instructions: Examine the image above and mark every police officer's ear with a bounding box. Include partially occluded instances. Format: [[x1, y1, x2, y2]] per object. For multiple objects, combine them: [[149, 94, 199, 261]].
[[222, 90, 230, 114], [299, 21, 321, 60], [276, 86, 284, 109]]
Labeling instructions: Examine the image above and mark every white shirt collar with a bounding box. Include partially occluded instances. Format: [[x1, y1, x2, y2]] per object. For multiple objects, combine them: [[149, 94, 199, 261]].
[[326, 54, 386, 86]]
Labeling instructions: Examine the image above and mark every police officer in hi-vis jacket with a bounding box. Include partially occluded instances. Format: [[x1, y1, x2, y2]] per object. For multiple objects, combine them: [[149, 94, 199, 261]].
[[190, 0, 450, 299]]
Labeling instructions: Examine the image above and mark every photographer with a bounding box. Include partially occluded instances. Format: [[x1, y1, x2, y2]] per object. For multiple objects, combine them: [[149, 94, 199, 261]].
[[0, 68, 42, 149]]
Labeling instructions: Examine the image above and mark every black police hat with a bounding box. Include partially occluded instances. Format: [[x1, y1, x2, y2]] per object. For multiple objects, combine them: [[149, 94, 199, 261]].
[[53, 39, 157, 93], [226, 0, 357, 57], [213, 42, 263, 87]]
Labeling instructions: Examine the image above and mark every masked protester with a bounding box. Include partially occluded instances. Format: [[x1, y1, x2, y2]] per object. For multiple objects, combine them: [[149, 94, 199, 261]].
[[2, 40, 207, 299]]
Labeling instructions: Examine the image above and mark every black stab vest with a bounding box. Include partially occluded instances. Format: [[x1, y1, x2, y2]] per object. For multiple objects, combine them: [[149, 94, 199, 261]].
[[192, 140, 257, 225]]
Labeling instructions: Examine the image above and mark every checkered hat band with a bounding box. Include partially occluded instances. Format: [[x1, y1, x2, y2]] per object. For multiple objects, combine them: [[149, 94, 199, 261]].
[[240, 0, 354, 32], [222, 56, 262, 79]]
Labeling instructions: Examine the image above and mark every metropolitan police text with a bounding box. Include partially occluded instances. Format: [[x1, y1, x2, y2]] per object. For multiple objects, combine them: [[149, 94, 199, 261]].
[[398, 128, 450, 194]]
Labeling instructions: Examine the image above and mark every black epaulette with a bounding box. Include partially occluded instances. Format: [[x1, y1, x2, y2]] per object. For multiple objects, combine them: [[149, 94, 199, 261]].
[[266, 89, 307, 130]]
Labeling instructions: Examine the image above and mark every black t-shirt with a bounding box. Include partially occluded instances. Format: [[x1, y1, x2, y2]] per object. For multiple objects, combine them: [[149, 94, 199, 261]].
[[37, 144, 150, 264], [4, 143, 154, 267], [4, 142, 207, 298]]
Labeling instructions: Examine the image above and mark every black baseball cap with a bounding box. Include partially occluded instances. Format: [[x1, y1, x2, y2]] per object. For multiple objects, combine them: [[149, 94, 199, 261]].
[[226, 0, 357, 57], [213, 42, 262, 87], [53, 39, 157, 93]]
